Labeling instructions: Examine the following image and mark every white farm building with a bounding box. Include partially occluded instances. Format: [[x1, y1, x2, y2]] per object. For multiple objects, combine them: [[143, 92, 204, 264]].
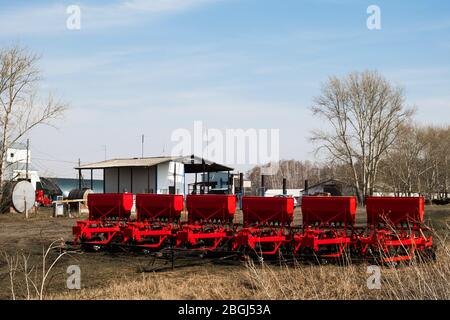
[[75, 155, 234, 196]]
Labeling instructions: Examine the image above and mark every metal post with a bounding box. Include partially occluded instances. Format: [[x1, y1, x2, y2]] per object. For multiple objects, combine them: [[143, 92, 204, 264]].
[[117, 167, 120, 193], [130, 167, 133, 193], [155, 166, 158, 194], [26, 138, 29, 180], [304, 179, 309, 195], [283, 178, 287, 195], [261, 175, 265, 196], [239, 172, 244, 209], [90, 169, 93, 190], [103, 169, 105, 193], [202, 158, 206, 194], [194, 173, 197, 194], [147, 166, 150, 193], [173, 162, 177, 194], [78, 158, 81, 189], [239, 172, 244, 195], [24, 195, 28, 219], [207, 171, 210, 194], [141, 134, 144, 158]]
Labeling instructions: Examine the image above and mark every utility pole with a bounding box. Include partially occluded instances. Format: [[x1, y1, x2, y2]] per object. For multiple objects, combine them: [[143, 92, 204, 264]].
[[26, 138, 29, 180], [103, 145, 107, 160], [173, 162, 177, 194], [78, 158, 81, 189], [141, 134, 144, 158]]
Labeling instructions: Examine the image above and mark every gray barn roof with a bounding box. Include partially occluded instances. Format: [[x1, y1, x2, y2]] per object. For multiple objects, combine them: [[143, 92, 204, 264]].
[[76, 157, 176, 169], [75, 155, 233, 173]]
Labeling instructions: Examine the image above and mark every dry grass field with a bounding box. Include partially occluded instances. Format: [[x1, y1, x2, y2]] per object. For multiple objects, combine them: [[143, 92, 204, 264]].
[[0, 206, 449, 300]]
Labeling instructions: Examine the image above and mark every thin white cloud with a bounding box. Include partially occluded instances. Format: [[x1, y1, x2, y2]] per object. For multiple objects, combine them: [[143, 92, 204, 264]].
[[123, 0, 212, 12], [0, 4, 67, 36], [0, 0, 220, 37]]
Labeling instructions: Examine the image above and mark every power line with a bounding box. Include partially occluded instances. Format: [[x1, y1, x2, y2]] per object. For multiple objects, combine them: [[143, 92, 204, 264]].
[[31, 146, 77, 164], [33, 157, 77, 164]]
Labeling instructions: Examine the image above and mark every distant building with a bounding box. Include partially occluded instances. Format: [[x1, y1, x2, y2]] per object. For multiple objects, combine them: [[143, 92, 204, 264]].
[[189, 171, 230, 194], [304, 179, 357, 197], [231, 174, 252, 195], [189, 172, 252, 195], [4, 142, 40, 190], [75, 155, 234, 196], [265, 189, 303, 198]]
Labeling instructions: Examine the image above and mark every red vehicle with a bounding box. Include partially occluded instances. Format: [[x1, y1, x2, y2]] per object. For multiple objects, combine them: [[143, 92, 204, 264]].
[[35, 190, 52, 207]]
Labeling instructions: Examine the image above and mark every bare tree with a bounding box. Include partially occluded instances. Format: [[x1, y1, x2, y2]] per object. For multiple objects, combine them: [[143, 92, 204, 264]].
[[311, 71, 413, 202], [0, 45, 67, 198], [381, 124, 427, 195], [246, 159, 338, 194], [379, 124, 450, 201], [418, 125, 450, 200]]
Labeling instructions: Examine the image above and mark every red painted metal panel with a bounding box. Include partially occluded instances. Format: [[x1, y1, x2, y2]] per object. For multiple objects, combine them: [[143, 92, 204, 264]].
[[366, 196, 424, 225], [136, 194, 183, 221], [88, 193, 134, 220], [186, 195, 236, 222], [242, 196, 294, 225], [301, 196, 357, 225]]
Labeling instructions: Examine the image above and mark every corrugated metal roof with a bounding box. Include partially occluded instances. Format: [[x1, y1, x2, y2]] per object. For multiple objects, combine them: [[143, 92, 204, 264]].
[[75, 155, 234, 172], [75, 156, 176, 169]]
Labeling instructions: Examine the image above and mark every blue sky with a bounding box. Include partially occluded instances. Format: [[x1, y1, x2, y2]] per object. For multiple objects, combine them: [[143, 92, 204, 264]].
[[0, 0, 449, 177]]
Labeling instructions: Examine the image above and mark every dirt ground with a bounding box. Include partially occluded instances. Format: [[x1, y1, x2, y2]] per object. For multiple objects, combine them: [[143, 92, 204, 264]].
[[0, 206, 449, 300]]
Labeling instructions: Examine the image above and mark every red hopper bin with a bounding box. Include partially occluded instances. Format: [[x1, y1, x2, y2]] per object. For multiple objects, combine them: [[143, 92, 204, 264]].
[[186, 195, 236, 222], [242, 196, 294, 225], [366, 196, 424, 226], [301, 196, 357, 226], [88, 193, 134, 220], [136, 194, 184, 221]]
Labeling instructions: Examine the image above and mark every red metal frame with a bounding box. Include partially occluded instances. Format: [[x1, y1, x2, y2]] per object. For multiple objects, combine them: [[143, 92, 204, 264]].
[[69, 193, 435, 264], [175, 195, 236, 251], [293, 196, 357, 259], [359, 197, 433, 263], [123, 194, 183, 250], [72, 193, 133, 247], [233, 196, 294, 255]]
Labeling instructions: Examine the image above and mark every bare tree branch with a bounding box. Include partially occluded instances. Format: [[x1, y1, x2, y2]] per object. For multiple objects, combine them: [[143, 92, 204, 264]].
[[0, 45, 67, 198]]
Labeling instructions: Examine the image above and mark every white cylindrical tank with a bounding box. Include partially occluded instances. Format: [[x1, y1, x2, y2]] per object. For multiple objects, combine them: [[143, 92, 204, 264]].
[[2, 180, 35, 213]]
